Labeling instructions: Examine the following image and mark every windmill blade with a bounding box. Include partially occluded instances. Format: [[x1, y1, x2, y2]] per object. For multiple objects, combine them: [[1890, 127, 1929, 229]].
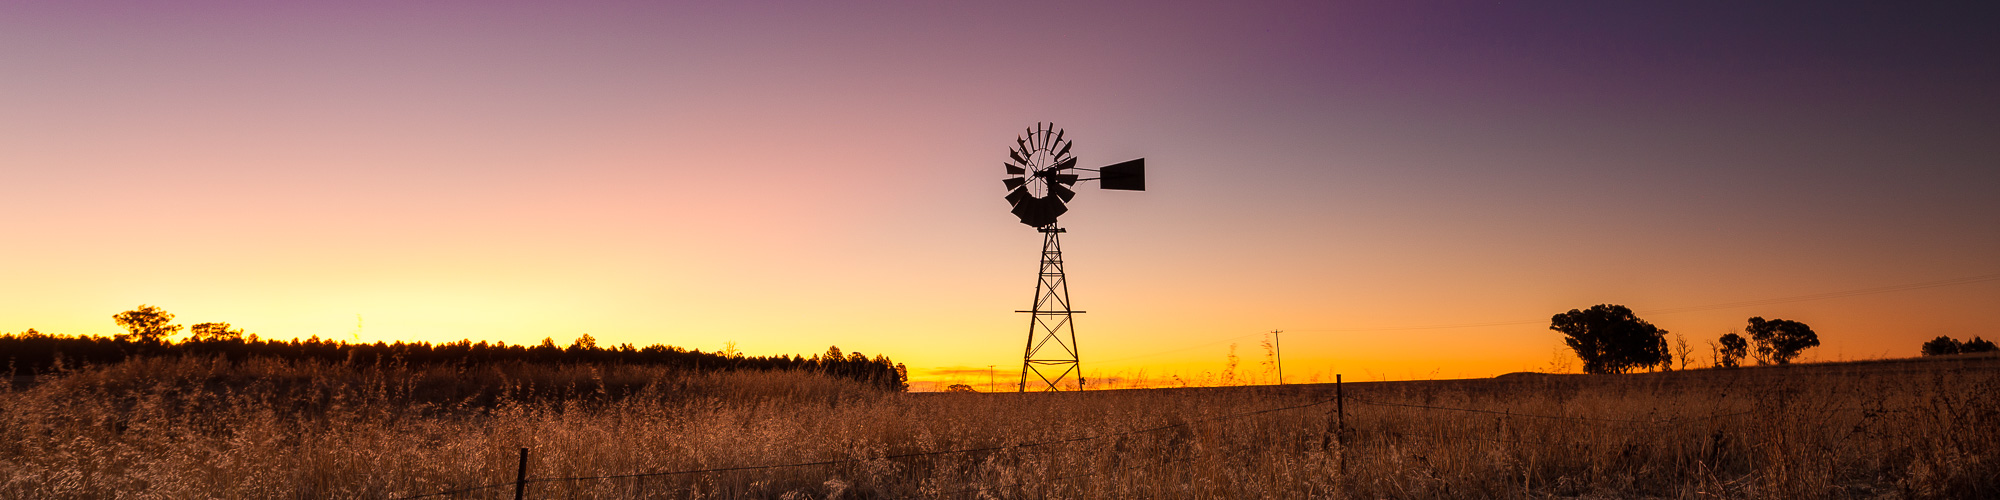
[[1011, 198, 1049, 226], [1049, 156, 1076, 171], [1010, 196, 1067, 227], [1052, 173, 1079, 185], [1050, 182, 1076, 202], [1053, 128, 1064, 147], [1044, 196, 1069, 219], [1011, 199, 1039, 224], [1005, 186, 1030, 206], [1006, 163, 1025, 175], [1010, 149, 1027, 165], [1055, 140, 1071, 159], [1003, 177, 1026, 191]]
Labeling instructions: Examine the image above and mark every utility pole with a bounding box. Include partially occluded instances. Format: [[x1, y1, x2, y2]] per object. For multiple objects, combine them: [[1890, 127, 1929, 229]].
[[988, 365, 996, 393], [1272, 329, 1284, 385]]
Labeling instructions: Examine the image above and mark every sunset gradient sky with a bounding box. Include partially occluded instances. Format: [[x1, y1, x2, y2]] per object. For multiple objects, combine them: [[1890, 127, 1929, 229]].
[[5, 1, 1997, 388]]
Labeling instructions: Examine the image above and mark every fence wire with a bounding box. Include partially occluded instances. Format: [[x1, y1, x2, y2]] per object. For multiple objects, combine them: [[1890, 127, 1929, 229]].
[[393, 388, 1900, 498], [391, 393, 1337, 499], [1350, 397, 1757, 425]]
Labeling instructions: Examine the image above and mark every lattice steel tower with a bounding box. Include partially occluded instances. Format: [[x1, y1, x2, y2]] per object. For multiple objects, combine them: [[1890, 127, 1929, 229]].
[[1019, 224, 1081, 391], [997, 122, 1145, 391]]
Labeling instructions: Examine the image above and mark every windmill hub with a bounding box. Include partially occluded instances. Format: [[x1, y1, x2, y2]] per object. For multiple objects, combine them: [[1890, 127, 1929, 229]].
[[998, 122, 1146, 391]]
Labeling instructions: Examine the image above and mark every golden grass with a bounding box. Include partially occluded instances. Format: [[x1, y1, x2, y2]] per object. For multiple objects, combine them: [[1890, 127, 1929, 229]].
[[3, 354, 1994, 498]]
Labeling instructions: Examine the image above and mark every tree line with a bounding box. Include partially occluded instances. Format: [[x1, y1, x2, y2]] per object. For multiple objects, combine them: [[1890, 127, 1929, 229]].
[[3, 305, 908, 391], [1921, 335, 1997, 356], [1549, 304, 1822, 374], [1551, 304, 1992, 374]]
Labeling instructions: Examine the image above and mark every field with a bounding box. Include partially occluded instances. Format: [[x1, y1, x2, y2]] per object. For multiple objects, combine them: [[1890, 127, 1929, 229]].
[[3, 354, 1996, 499]]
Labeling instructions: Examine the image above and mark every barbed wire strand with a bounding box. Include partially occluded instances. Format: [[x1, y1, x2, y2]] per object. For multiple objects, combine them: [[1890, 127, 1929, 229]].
[[1350, 426, 1570, 447], [1351, 397, 1756, 425], [391, 394, 1337, 498], [531, 394, 1335, 484], [393, 480, 513, 499], [927, 452, 1202, 499], [393, 395, 1906, 498]]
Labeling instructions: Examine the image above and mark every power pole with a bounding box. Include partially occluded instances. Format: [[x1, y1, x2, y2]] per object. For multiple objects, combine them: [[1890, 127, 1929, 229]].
[[988, 365, 996, 393], [1272, 329, 1284, 385]]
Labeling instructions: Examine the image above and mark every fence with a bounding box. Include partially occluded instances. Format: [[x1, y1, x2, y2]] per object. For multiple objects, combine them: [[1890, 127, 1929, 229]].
[[388, 374, 1885, 499]]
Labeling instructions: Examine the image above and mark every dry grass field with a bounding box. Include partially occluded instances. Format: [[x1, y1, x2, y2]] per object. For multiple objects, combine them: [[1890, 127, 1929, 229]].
[[3, 354, 1995, 499]]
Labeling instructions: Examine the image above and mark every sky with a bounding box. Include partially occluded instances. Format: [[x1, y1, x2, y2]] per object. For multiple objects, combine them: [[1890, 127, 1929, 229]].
[[4, 1, 1997, 390]]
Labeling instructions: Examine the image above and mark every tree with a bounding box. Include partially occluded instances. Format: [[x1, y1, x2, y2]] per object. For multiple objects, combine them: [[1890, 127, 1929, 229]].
[[1922, 335, 1963, 356], [1717, 332, 1747, 368], [945, 384, 977, 393], [1657, 336, 1674, 371], [113, 305, 181, 344], [1673, 333, 1693, 371], [189, 322, 244, 342], [570, 333, 597, 350], [1963, 336, 1997, 353], [1746, 317, 1819, 365], [1549, 304, 1668, 374]]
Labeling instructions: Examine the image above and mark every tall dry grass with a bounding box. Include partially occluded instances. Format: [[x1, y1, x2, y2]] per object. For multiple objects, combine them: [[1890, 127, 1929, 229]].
[[2, 354, 1994, 498]]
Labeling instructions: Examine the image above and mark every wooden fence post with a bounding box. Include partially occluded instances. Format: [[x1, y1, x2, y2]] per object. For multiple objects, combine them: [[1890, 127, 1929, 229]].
[[1336, 374, 1344, 443], [1336, 374, 1345, 474], [515, 447, 529, 500]]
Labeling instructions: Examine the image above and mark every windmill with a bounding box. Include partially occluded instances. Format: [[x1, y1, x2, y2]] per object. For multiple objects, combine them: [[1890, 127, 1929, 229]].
[[1001, 122, 1145, 391]]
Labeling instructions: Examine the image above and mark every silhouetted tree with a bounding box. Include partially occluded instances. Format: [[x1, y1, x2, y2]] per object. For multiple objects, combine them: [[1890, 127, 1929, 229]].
[[189, 322, 244, 342], [1746, 317, 1818, 365], [1550, 304, 1668, 374], [1964, 336, 1997, 353], [945, 384, 977, 393], [113, 305, 181, 344], [1922, 335, 1963, 356], [1673, 333, 1693, 371], [1717, 332, 1748, 368], [1657, 336, 1674, 371]]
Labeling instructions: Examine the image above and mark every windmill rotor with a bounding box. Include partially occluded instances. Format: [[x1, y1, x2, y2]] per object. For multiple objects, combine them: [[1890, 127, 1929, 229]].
[[1001, 123, 1146, 227], [1002, 123, 1077, 227]]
